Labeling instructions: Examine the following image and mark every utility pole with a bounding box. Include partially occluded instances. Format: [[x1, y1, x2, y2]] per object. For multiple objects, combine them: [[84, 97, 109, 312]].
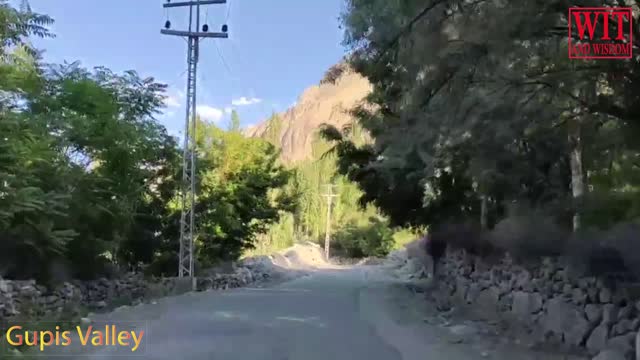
[[322, 184, 339, 260], [161, 0, 229, 283]]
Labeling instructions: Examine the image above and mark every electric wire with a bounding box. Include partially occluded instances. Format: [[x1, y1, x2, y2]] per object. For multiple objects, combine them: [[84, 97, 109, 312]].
[[225, 0, 232, 22], [215, 40, 234, 78]]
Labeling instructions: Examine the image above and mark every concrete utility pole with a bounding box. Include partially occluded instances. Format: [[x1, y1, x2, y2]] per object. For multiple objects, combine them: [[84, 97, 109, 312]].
[[322, 184, 339, 260], [161, 0, 229, 282]]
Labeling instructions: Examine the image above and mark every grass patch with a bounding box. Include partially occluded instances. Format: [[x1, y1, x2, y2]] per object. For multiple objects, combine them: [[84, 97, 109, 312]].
[[392, 228, 420, 250]]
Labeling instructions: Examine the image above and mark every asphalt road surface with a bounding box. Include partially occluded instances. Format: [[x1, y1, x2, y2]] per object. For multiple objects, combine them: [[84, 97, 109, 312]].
[[37, 265, 576, 360]]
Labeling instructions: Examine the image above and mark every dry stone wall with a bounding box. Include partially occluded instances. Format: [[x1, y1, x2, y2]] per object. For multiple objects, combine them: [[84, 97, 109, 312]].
[[435, 250, 640, 359], [0, 265, 272, 323]]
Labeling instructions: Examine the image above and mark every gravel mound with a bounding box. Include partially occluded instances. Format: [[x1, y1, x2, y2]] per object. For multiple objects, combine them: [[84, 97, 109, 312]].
[[279, 242, 326, 268], [239, 242, 330, 282]]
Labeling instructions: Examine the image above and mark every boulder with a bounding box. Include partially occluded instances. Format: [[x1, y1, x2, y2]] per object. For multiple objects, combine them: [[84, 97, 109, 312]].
[[542, 296, 592, 346], [599, 288, 613, 304], [606, 334, 635, 359], [573, 288, 588, 305], [466, 283, 481, 304], [477, 287, 501, 316], [512, 292, 543, 321], [586, 324, 609, 354], [611, 319, 633, 336], [563, 283, 574, 297], [585, 304, 603, 324], [455, 278, 468, 302], [603, 304, 618, 326], [616, 305, 632, 321]]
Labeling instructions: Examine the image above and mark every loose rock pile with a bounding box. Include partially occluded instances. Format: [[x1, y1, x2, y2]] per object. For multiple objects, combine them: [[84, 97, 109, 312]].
[[0, 265, 273, 323], [0, 243, 326, 323], [388, 248, 640, 360], [196, 266, 270, 291]]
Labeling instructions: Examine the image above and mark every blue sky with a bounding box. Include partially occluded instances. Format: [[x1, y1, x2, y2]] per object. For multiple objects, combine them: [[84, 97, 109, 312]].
[[27, 0, 347, 137]]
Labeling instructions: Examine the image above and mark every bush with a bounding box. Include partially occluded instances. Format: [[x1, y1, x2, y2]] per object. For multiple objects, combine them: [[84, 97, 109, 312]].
[[489, 212, 568, 261], [431, 222, 498, 258], [333, 217, 395, 258], [581, 190, 640, 230], [564, 225, 638, 284], [604, 223, 640, 280]]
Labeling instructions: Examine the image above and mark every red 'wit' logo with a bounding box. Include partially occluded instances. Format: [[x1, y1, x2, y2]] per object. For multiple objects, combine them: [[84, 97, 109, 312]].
[[568, 7, 633, 60]]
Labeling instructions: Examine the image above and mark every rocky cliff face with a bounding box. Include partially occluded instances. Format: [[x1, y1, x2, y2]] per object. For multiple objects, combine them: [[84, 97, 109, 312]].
[[245, 65, 372, 164]]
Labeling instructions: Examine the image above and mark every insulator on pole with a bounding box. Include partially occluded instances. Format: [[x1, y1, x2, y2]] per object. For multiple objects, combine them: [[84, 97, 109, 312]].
[[222, 24, 228, 33], [202, 24, 209, 32], [165, 20, 172, 29]]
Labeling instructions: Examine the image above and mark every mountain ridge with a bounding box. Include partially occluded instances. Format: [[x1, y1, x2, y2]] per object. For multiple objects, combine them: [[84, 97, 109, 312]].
[[245, 64, 372, 163]]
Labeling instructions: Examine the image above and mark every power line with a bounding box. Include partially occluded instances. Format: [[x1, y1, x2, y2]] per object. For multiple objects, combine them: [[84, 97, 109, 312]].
[[214, 40, 234, 77], [225, 0, 232, 22], [226, 39, 258, 97], [165, 68, 188, 89], [207, 38, 259, 110]]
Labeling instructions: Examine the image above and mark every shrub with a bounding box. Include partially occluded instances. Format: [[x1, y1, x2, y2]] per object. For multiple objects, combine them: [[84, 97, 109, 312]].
[[489, 213, 568, 261], [333, 217, 395, 258], [582, 190, 640, 230], [431, 222, 498, 258], [564, 226, 635, 284], [605, 223, 640, 280]]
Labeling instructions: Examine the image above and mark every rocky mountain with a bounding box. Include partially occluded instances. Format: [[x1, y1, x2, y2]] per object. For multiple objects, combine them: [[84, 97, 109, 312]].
[[245, 64, 372, 164]]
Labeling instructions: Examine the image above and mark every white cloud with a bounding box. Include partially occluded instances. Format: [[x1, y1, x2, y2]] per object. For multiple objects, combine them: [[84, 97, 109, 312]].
[[232, 97, 262, 106], [224, 107, 233, 114], [197, 105, 223, 122], [164, 95, 181, 108]]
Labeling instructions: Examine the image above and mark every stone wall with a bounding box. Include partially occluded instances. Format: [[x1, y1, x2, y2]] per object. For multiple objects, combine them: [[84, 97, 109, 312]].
[[436, 251, 640, 360], [0, 265, 270, 323]]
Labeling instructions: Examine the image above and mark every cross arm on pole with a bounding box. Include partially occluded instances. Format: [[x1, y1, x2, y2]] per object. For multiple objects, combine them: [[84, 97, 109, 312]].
[[163, 0, 227, 8], [161, 29, 229, 38]]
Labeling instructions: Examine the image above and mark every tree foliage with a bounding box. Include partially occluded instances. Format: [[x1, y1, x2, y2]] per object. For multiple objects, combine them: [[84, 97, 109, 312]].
[[256, 112, 403, 258], [0, 3, 292, 281], [194, 118, 295, 265], [329, 0, 640, 241]]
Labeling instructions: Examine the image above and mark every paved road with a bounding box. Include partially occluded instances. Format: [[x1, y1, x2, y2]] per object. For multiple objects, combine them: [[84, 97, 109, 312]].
[[40, 266, 405, 360], [35, 265, 574, 360]]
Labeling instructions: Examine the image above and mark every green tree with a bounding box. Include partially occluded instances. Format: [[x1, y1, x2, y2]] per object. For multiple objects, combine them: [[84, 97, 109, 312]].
[[229, 109, 241, 132], [0, 2, 181, 280], [193, 119, 294, 265], [322, 0, 640, 251], [1, 1, 306, 281]]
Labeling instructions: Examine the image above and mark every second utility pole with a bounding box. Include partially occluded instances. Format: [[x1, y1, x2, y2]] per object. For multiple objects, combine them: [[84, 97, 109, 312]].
[[161, 0, 229, 285], [322, 184, 338, 260]]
